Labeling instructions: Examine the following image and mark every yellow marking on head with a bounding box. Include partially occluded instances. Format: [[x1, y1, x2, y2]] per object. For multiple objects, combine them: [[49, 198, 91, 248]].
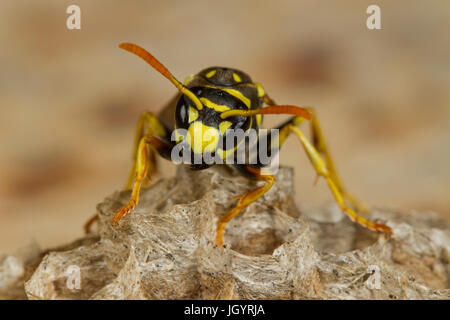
[[187, 122, 220, 154], [221, 88, 251, 108], [199, 97, 230, 112], [256, 114, 262, 126], [204, 85, 251, 108], [183, 74, 195, 85], [188, 106, 199, 123], [255, 83, 265, 98], [206, 70, 216, 78], [219, 121, 232, 135], [233, 73, 241, 82]]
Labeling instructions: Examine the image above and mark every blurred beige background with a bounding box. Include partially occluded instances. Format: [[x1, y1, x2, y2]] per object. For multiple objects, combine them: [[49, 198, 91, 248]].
[[1, 0, 449, 254]]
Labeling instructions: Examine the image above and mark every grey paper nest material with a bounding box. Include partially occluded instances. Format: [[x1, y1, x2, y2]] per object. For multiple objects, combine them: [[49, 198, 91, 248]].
[[1, 166, 449, 299]]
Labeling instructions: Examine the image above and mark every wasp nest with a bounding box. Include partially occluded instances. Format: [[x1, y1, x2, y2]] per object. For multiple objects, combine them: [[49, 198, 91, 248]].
[[1, 166, 449, 299]]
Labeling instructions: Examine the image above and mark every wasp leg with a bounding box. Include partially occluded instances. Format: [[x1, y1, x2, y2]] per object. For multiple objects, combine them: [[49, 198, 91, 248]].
[[84, 111, 171, 234], [262, 89, 367, 213], [287, 125, 391, 234], [216, 167, 275, 246], [112, 135, 174, 226], [307, 108, 369, 213], [125, 111, 171, 190]]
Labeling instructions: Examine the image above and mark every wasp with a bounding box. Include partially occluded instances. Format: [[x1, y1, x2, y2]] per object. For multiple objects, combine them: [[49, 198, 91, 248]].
[[85, 43, 391, 246]]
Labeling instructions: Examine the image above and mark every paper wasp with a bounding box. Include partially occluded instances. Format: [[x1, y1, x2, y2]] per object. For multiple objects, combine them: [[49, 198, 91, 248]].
[[85, 43, 391, 246]]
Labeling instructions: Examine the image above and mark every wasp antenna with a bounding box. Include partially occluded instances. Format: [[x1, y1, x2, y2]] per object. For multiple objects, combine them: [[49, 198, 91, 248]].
[[119, 42, 203, 110], [220, 105, 312, 120]]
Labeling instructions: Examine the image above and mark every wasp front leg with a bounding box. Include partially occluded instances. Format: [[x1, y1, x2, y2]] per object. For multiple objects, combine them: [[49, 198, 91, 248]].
[[307, 108, 369, 214], [261, 91, 368, 213], [113, 136, 149, 225], [113, 111, 173, 225], [273, 116, 391, 234], [113, 134, 174, 225], [216, 166, 275, 246], [84, 111, 172, 233], [125, 111, 171, 189]]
